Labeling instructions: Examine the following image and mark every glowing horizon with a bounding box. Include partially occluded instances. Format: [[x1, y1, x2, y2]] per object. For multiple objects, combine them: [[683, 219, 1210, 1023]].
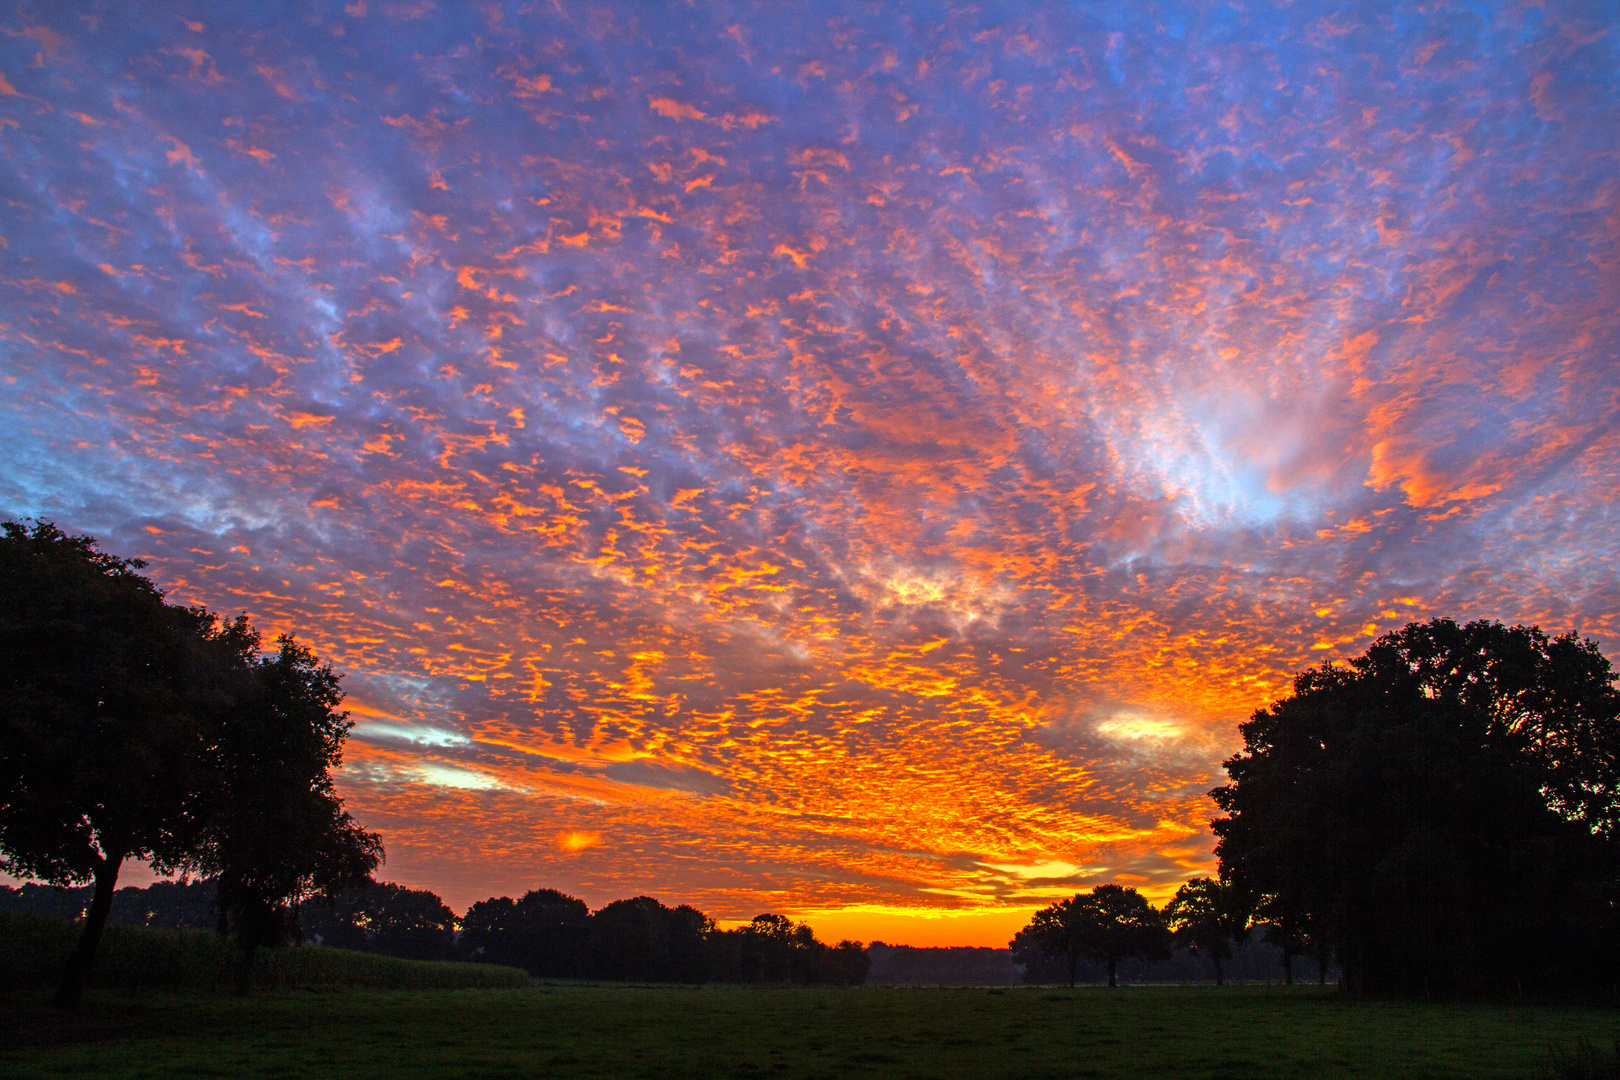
[[3, 4, 1618, 947]]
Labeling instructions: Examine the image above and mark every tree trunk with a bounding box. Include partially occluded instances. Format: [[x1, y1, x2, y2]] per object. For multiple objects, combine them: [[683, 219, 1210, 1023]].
[[1066, 949, 1078, 988], [1107, 957, 1117, 988], [1283, 948, 1293, 986], [51, 851, 124, 1010], [1213, 955, 1224, 987]]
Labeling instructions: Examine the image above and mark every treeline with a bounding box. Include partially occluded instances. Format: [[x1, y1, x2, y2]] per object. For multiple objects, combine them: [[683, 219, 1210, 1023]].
[[1011, 934, 1317, 987], [0, 878, 871, 985], [463, 891, 868, 984]]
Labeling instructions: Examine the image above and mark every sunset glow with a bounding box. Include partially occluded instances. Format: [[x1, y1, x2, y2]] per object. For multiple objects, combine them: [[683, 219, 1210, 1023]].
[[3, 4, 1618, 946]]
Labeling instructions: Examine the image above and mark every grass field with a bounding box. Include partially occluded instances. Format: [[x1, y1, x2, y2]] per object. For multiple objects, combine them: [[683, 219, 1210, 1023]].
[[4, 983, 1618, 1079]]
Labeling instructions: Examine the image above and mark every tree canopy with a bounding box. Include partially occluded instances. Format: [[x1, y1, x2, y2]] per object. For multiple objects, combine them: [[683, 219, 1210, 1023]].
[[191, 629, 381, 988], [0, 521, 242, 1006], [1212, 618, 1620, 998], [1010, 884, 1171, 987], [1164, 877, 1251, 986], [0, 520, 379, 1004]]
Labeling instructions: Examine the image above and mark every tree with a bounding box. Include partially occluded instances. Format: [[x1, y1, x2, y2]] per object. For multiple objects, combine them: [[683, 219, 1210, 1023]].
[[1077, 884, 1172, 987], [0, 521, 235, 1008], [1010, 897, 1088, 987], [1164, 878, 1251, 986], [1254, 892, 1309, 986], [461, 888, 590, 976], [1212, 619, 1620, 998], [1012, 885, 1171, 987], [590, 895, 713, 982], [722, 912, 816, 984], [192, 631, 381, 991], [824, 939, 872, 986], [301, 878, 458, 959]]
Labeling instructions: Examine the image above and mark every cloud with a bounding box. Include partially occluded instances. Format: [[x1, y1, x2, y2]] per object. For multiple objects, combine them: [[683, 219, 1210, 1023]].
[[0, 2, 1616, 920]]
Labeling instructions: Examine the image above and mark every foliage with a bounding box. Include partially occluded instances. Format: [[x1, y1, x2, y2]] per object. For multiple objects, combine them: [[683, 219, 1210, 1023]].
[[710, 912, 869, 985], [1212, 618, 1620, 998], [459, 889, 867, 984], [185, 631, 382, 988], [6, 983, 1620, 1080], [0, 521, 244, 1006], [0, 910, 525, 993], [298, 878, 457, 960], [0, 521, 383, 1003], [1164, 878, 1252, 986], [0, 879, 219, 930], [460, 888, 590, 976], [589, 895, 712, 982], [1010, 898, 1088, 986], [1011, 884, 1172, 987]]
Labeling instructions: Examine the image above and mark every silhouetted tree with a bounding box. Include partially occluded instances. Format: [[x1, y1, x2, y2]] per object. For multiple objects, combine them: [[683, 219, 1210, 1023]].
[[727, 913, 811, 983], [1165, 878, 1251, 986], [710, 912, 856, 984], [1010, 898, 1088, 987], [826, 939, 872, 985], [0, 877, 219, 929], [1012, 885, 1171, 987], [1077, 884, 1172, 987], [0, 521, 237, 1008], [191, 632, 381, 991], [456, 890, 863, 985], [461, 888, 589, 976], [590, 895, 709, 982], [1213, 619, 1620, 998], [1255, 893, 1309, 986], [300, 878, 457, 959]]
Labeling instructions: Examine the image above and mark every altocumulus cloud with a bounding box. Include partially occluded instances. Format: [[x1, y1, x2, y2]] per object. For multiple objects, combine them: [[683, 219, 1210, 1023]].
[[1, 2, 1617, 924]]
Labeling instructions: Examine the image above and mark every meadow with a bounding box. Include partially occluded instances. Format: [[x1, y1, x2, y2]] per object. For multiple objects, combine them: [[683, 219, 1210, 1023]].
[[5, 982, 1618, 1079]]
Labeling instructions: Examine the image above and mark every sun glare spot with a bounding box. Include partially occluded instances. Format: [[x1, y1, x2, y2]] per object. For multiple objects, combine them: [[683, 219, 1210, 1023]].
[[556, 830, 601, 852]]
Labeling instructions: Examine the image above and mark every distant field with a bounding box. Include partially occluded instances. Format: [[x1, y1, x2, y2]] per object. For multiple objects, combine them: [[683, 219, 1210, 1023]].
[[5, 984, 1618, 1079]]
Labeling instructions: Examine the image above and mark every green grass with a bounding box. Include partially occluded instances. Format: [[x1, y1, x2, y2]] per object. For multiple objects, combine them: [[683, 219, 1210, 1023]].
[[4, 983, 1617, 1079], [0, 911, 528, 992]]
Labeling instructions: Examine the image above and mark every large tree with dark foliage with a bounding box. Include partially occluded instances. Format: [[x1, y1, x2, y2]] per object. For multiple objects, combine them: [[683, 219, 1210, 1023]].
[[300, 878, 457, 960], [1011, 885, 1171, 988], [1077, 884, 1172, 987], [1164, 877, 1251, 986], [590, 895, 713, 982], [461, 888, 591, 976], [191, 629, 381, 990], [0, 521, 237, 1008], [1010, 897, 1089, 987], [1, 521, 381, 1001], [1212, 618, 1620, 999]]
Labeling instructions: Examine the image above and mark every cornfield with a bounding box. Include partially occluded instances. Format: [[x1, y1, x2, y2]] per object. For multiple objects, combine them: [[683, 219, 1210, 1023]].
[[0, 911, 529, 992]]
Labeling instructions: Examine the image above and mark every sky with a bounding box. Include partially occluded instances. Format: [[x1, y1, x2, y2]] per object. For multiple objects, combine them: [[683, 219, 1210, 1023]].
[[2, 1, 1618, 947]]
